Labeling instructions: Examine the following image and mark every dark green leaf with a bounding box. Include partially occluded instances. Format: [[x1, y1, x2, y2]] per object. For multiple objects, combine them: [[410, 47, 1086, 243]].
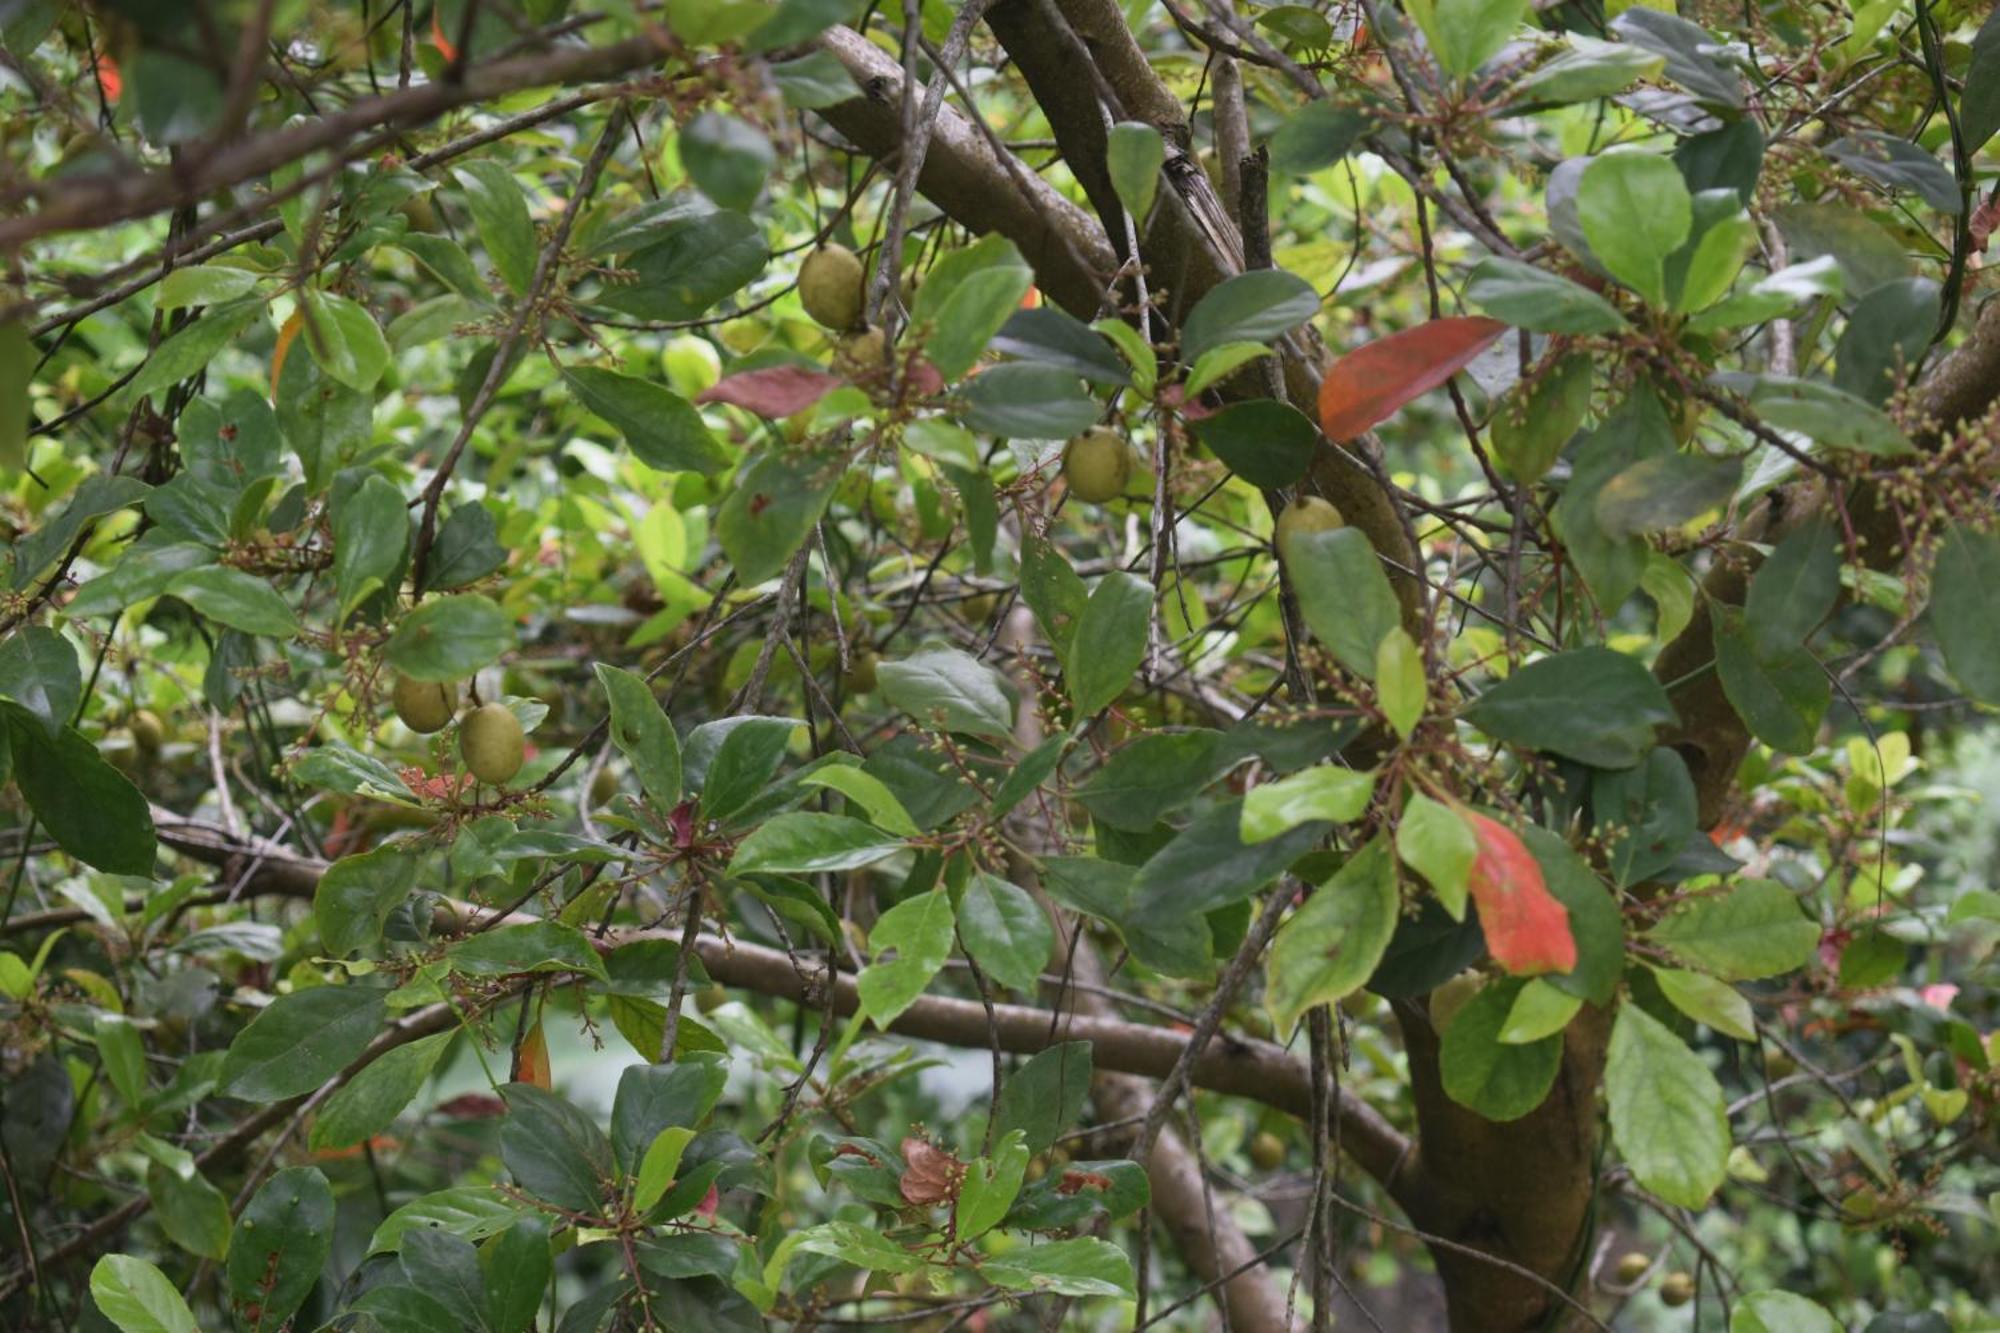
[[993, 1042, 1093, 1154], [1180, 270, 1319, 362], [1440, 979, 1563, 1122], [308, 1031, 452, 1151], [1713, 604, 1829, 754], [1285, 526, 1400, 681], [500, 1084, 615, 1214], [454, 160, 538, 294], [728, 812, 905, 875], [1466, 646, 1676, 769], [680, 112, 774, 212], [715, 445, 842, 586], [421, 502, 508, 592], [227, 1168, 334, 1332], [1745, 515, 1840, 660], [611, 1055, 728, 1172], [878, 646, 1014, 740], [316, 844, 420, 957], [1265, 837, 1400, 1036], [1592, 748, 1696, 887], [1834, 278, 1939, 404], [1611, 8, 1746, 108], [1068, 572, 1151, 717], [595, 663, 683, 811], [599, 211, 768, 321], [220, 985, 388, 1100], [992, 307, 1130, 386], [1078, 730, 1229, 831], [1268, 101, 1370, 174], [1594, 451, 1741, 538], [0, 625, 79, 737], [1465, 258, 1627, 334], [331, 474, 409, 618], [1824, 133, 1960, 213], [447, 921, 611, 980], [564, 366, 729, 475], [1191, 399, 1319, 488], [4, 710, 154, 875], [1130, 800, 1322, 919], [169, 567, 299, 638], [959, 364, 1100, 439], [384, 595, 514, 681], [1930, 522, 2000, 706]]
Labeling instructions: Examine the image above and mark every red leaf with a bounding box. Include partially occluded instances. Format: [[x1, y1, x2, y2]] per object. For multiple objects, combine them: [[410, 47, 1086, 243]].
[[696, 367, 842, 419], [1463, 810, 1577, 977], [514, 1019, 551, 1089], [1318, 317, 1508, 439]]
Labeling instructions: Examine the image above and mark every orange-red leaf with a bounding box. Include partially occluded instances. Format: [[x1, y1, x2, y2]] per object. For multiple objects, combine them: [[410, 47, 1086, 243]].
[[1318, 317, 1508, 440], [1463, 810, 1577, 976], [270, 309, 302, 401], [432, 10, 459, 63], [514, 1018, 552, 1089]]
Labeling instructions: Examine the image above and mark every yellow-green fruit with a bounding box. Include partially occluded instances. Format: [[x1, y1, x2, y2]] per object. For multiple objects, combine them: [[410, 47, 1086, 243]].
[[399, 193, 439, 234], [460, 703, 525, 785], [1428, 970, 1483, 1035], [695, 983, 729, 1013], [1024, 1156, 1047, 1183], [1660, 1272, 1695, 1307], [1249, 1131, 1286, 1171], [843, 648, 879, 695], [393, 674, 457, 734], [799, 244, 867, 331], [962, 592, 998, 623], [128, 709, 165, 756], [589, 765, 620, 808], [1061, 428, 1133, 504], [661, 335, 722, 398], [1275, 495, 1345, 552], [1614, 1252, 1650, 1285], [833, 326, 887, 378]]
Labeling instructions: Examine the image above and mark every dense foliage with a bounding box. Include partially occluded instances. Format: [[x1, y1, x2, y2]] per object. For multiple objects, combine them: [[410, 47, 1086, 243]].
[[0, 0, 1995, 1330]]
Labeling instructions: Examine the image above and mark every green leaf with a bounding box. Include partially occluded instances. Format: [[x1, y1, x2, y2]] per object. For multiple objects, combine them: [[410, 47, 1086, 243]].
[[564, 365, 728, 475], [158, 264, 259, 311], [1183, 340, 1272, 398], [878, 646, 1014, 741], [1713, 604, 1829, 754], [0, 625, 79, 737], [1732, 1292, 1840, 1333], [981, 1237, 1136, 1299], [857, 888, 955, 1025], [992, 306, 1130, 386], [146, 1160, 232, 1259], [1106, 121, 1163, 222], [1465, 258, 1626, 333], [169, 567, 299, 638], [1498, 978, 1583, 1043], [1241, 765, 1375, 843], [1592, 747, 1697, 886], [1265, 836, 1400, 1037], [1824, 132, 1959, 213], [1521, 826, 1625, 1006], [1612, 8, 1747, 108], [1405, 0, 1530, 80], [959, 874, 1052, 994], [302, 290, 391, 392], [1181, 270, 1319, 362], [1606, 1002, 1729, 1207], [1745, 516, 1840, 660], [1467, 646, 1676, 769], [768, 49, 862, 108], [957, 1130, 1029, 1241], [611, 1055, 727, 1172], [454, 160, 538, 294], [1397, 791, 1476, 920], [1190, 399, 1318, 489], [1833, 277, 1938, 405], [959, 363, 1100, 439], [369, 1187, 528, 1254], [119, 302, 262, 408], [485, 1218, 554, 1333], [1440, 978, 1563, 1121], [384, 595, 514, 681], [501, 1084, 614, 1214], [0, 319, 29, 472], [220, 985, 388, 1100], [1594, 451, 1742, 538], [94, 1012, 145, 1104], [1375, 627, 1425, 740], [594, 663, 683, 811], [632, 1126, 695, 1214], [1930, 522, 2000, 706], [1673, 208, 1758, 313], [1079, 730, 1229, 831], [1510, 33, 1663, 104], [4, 711, 155, 875], [91, 1255, 197, 1333], [1132, 799, 1323, 919], [694, 715, 799, 822], [1711, 372, 1911, 456], [1577, 152, 1691, 308], [1069, 572, 1151, 717], [797, 765, 918, 836], [448, 920, 610, 980], [228, 1168, 335, 1332], [1964, 6, 2000, 150], [680, 112, 774, 211], [1646, 878, 1820, 980], [1268, 101, 1370, 175], [603, 210, 768, 322], [332, 474, 409, 619], [993, 1042, 1094, 1154], [1020, 531, 1089, 662], [1284, 526, 1400, 681], [715, 445, 841, 586], [309, 1031, 453, 1151], [1651, 965, 1755, 1040], [1490, 352, 1592, 485], [728, 812, 904, 876], [314, 840, 420, 956], [914, 235, 1036, 382]]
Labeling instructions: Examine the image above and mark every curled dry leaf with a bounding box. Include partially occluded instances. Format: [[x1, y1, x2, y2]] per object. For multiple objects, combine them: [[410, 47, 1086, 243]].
[[899, 1136, 966, 1205]]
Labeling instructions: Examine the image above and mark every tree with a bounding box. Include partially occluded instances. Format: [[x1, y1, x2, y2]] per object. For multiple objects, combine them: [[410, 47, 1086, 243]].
[[0, 0, 1994, 1329]]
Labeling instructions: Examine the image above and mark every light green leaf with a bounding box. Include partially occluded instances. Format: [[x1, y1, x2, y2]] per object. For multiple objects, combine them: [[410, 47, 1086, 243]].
[[1265, 837, 1400, 1037], [1106, 121, 1163, 223], [90, 1255, 197, 1333], [1440, 978, 1564, 1121], [1241, 765, 1375, 844], [1497, 978, 1583, 1044], [1606, 1001, 1729, 1207], [879, 646, 1014, 741], [1651, 965, 1756, 1040], [1577, 152, 1692, 307], [1068, 572, 1152, 718], [1646, 878, 1820, 980], [981, 1236, 1136, 1299], [797, 765, 918, 836], [1396, 791, 1475, 920], [1375, 627, 1425, 739], [959, 874, 1053, 994], [728, 812, 904, 876]]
